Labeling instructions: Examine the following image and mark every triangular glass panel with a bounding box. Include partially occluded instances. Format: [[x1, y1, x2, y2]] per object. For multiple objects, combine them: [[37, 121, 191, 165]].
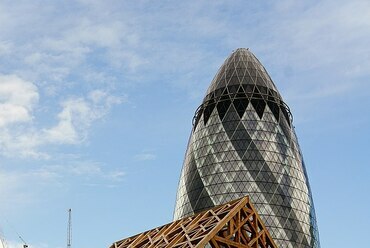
[[251, 98, 266, 119], [259, 85, 268, 95], [203, 99, 215, 125], [267, 101, 280, 121], [226, 68, 237, 84], [243, 84, 254, 93], [237, 85, 245, 93], [253, 85, 262, 96], [233, 98, 249, 118], [236, 67, 243, 77], [217, 98, 231, 121], [193, 107, 203, 130], [221, 87, 229, 97], [228, 84, 239, 94], [226, 75, 237, 87], [214, 88, 223, 98]]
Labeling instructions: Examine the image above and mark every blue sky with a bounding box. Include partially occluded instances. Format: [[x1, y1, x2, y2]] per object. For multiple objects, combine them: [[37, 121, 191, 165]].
[[0, 0, 369, 247]]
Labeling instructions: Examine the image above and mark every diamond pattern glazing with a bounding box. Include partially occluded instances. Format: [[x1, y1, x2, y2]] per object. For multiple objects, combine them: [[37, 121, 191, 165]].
[[174, 48, 320, 248]]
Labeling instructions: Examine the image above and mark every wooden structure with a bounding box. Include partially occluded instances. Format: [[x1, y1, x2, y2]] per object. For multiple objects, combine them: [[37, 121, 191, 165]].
[[110, 196, 278, 248]]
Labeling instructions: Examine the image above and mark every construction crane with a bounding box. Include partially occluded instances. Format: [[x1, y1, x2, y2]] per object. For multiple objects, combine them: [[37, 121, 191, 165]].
[[1, 219, 27, 248], [67, 209, 72, 248], [18, 235, 28, 248]]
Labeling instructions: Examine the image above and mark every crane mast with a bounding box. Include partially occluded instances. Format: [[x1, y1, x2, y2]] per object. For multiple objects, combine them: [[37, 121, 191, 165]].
[[67, 209, 72, 248]]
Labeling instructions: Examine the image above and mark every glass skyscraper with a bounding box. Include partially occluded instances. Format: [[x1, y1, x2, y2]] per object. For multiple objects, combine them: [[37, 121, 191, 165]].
[[174, 48, 320, 248]]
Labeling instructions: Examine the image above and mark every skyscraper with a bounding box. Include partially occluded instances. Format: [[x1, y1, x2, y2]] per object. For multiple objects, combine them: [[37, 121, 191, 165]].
[[174, 48, 320, 248]]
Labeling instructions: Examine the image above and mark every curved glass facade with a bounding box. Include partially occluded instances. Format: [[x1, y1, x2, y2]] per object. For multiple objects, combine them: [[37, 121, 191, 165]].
[[174, 48, 320, 248]]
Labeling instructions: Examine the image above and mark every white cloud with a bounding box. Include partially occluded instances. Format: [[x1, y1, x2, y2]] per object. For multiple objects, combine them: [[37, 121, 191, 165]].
[[37, 160, 125, 183], [0, 131, 48, 159], [44, 98, 92, 144], [88, 89, 123, 106], [0, 75, 39, 127], [44, 91, 123, 145], [0, 41, 13, 56], [0, 74, 122, 158], [134, 153, 157, 161], [0, 1, 146, 110], [261, 0, 370, 80], [0, 0, 368, 157]]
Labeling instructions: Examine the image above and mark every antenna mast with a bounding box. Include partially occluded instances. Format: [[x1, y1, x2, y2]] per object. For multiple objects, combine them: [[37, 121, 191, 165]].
[[67, 209, 72, 248]]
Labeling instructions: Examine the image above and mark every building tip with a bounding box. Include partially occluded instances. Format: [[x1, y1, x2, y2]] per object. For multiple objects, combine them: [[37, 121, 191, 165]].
[[232, 48, 251, 53]]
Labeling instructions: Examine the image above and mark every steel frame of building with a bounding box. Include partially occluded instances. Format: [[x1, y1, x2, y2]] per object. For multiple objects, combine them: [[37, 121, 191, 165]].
[[110, 196, 277, 248]]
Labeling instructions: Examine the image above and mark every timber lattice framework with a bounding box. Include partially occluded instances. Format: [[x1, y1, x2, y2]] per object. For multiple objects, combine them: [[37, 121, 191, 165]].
[[110, 196, 278, 248]]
